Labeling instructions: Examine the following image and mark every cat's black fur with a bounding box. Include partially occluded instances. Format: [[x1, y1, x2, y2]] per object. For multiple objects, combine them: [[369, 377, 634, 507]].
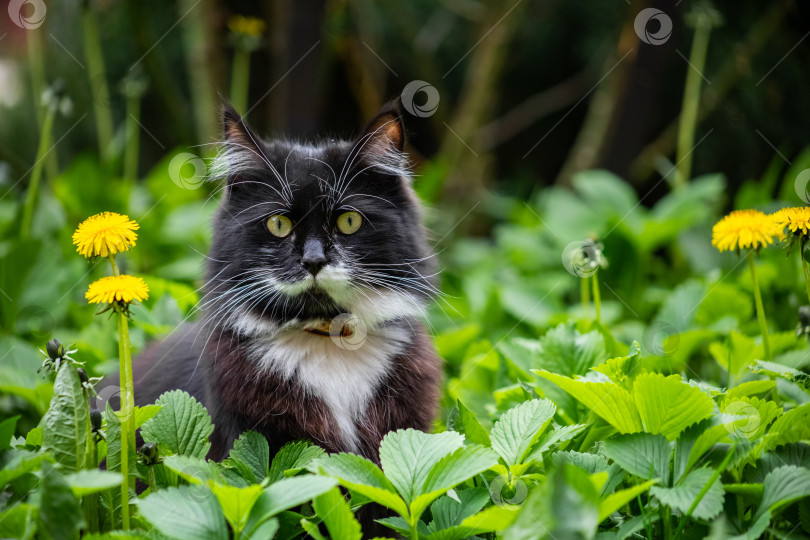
[[128, 102, 442, 468]]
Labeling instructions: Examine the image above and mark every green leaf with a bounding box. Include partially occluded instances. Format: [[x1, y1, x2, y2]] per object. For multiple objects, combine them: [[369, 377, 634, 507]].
[[64, 470, 122, 497], [256, 475, 338, 518], [311, 487, 362, 540], [104, 403, 135, 478], [554, 451, 609, 474], [310, 453, 408, 517], [140, 390, 214, 459], [632, 373, 714, 440], [268, 440, 325, 482], [762, 402, 810, 452], [134, 405, 162, 429], [0, 415, 19, 451], [224, 431, 269, 483], [527, 423, 588, 461], [454, 400, 490, 447], [162, 454, 226, 485], [756, 465, 810, 520], [536, 371, 643, 433], [210, 483, 264, 535], [379, 429, 464, 505], [602, 433, 671, 484], [411, 444, 499, 519], [38, 462, 83, 540], [0, 503, 37, 539], [41, 365, 88, 472], [491, 399, 556, 467], [425, 505, 517, 540], [137, 485, 228, 540], [598, 479, 658, 522], [0, 449, 46, 489], [427, 487, 490, 532], [751, 360, 810, 390], [651, 468, 724, 520], [709, 331, 757, 377], [537, 324, 607, 376]]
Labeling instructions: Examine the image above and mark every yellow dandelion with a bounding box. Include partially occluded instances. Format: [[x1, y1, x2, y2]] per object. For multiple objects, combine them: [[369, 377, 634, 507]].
[[86, 275, 149, 305], [73, 212, 139, 258], [228, 15, 265, 37], [712, 209, 779, 253], [772, 206, 810, 237]]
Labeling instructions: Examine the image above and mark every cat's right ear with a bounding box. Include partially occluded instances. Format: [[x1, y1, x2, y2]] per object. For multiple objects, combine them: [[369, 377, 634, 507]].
[[220, 104, 267, 184]]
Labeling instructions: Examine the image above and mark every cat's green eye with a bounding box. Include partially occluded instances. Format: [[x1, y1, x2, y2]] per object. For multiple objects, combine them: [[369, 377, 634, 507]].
[[336, 211, 363, 235], [267, 215, 293, 238]]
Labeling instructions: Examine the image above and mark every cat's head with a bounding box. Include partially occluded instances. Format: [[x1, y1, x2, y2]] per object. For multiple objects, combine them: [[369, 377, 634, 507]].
[[204, 102, 437, 337]]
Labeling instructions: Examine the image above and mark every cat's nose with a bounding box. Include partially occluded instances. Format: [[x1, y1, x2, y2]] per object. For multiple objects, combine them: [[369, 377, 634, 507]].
[[301, 238, 327, 276]]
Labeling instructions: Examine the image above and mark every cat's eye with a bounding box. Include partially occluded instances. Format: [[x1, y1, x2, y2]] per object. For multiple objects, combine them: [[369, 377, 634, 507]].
[[336, 211, 363, 235], [267, 215, 293, 238]]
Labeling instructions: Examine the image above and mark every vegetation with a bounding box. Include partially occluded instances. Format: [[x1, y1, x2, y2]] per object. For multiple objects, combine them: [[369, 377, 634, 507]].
[[2, 1, 810, 539]]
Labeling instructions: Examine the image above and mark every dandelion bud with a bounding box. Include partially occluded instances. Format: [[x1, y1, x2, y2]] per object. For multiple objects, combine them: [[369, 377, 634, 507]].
[[46, 338, 65, 360], [139, 442, 160, 466], [90, 409, 102, 433]]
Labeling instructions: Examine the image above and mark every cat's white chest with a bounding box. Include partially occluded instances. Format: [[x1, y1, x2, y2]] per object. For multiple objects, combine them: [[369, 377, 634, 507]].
[[248, 327, 408, 450]]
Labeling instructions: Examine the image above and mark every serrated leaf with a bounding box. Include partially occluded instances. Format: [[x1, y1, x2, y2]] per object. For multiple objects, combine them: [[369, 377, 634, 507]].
[[379, 429, 464, 505], [427, 488, 490, 532], [411, 444, 499, 519], [491, 399, 556, 466], [632, 373, 714, 440], [751, 360, 810, 390], [210, 483, 263, 534], [651, 468, 724, 520], [141, 390, 214, 459], [602, 433, 671, 484], [225, 431, 269, 483], [425, 505, 517, 540], [64, 470, 122, 497], [137, 485, 228, 540], [762, 402, 810, 452], [311, 453, 408, 517], [527, 423, 588, 461], [756, 465, 810, 520], [455, 400, 490, 447], [268, 440, 325, 482], [256, 475, 337, 518], [554, 451, 609, 474], [311, 487, 362, 540], [538, 324, 607, 376], [163, 454, 226, 485], [535, 371, 643, 433], [41, 365, 88, 472]]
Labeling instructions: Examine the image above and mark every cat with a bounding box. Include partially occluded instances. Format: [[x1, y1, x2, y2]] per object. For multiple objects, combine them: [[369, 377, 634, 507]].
[[129, 101, 442, 464]]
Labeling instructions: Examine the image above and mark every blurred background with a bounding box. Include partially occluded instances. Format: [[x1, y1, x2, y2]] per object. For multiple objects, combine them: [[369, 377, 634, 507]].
[[2, 0, 810, 430]]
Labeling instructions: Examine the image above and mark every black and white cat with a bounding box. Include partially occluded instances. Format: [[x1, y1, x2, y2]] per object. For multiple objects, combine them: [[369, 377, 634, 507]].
[[131, 102, 442, 462]]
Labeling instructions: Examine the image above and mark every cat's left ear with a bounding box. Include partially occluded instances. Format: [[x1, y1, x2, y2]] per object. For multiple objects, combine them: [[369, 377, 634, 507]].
[[356, 102, 407, 175]]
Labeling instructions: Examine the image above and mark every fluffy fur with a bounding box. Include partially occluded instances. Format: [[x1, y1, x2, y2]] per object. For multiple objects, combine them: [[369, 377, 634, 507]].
[[130, 102, 442, 465]]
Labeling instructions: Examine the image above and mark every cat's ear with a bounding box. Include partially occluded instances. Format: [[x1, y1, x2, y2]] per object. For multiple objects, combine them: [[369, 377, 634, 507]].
[[355, 102, 408, 176], [220, 103, 267, 183]]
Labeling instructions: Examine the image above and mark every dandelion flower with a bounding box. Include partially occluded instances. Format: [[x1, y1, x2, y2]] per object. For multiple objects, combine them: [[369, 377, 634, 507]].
[[712, 209, 778, 253], [228, 15, 265, 37], [772, 206, 810, 237], [85, 275, 149, 305], [73, 212, 139, 258]]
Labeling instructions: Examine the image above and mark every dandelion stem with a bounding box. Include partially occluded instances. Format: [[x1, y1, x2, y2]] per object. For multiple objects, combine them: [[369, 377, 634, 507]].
[[580, 276, 590, 317], [802, 256, 810, 307], [116, 306, 134, 529], [591, 273, 602, 324], [230, 48, 251, 114], [81, 3, 114, 159], [747, 251, 772, 362], [675, 8, 714, 190], [20, 104, 56, 239]]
